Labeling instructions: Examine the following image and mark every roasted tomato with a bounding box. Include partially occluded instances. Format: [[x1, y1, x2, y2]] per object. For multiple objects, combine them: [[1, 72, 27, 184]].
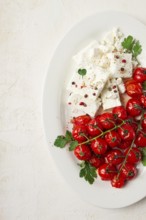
[[91, 138, 108, 155], [119, 141, 132, 149], [105, 149, 124, 165], [72, 125, 88, 143], [135, 131, 146, 147], [87, 118, 103, 137], [141, 114, 146, 131], [133, 67, 146, 83], [98, 164, 117, 180], [72, 114, 91, 125], [74, 144, 91, 160], [105, 131, 121, 148], [89, 155, 104, 168], [140, 94, 146, 108], [119, 163, 137, 180], [124, 148, 142, 164], [111, 174, 126, 188], [118, 124, 135, 141], [125, 81, 142, 97], [112, 106, 127, 122], [98, 113, 115, 130], [126, 98, 142, 117]]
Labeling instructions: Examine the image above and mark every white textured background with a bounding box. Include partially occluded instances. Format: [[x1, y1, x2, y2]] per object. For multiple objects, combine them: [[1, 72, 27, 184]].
[[1, 0, 146, 219]]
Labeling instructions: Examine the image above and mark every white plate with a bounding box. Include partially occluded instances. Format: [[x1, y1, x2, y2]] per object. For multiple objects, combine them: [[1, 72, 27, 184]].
[[43, 11, 146, 208]]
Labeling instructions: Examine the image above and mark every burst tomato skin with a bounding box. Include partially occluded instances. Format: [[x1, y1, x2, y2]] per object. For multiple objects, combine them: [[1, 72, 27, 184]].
[[98, 113, 115, 130], [140, 94, 146, 108], [120, 163, 137, 180], [111, 174, 126, 188], [133, 67, 146, 83], [91, 138, 108, 155], [72, 125, 88, 143], [74, 145, 91, 161], [124, 148, 142, 164], [72, 115, 91, 126], [87, 118, 103, 137], [125, 116, 138, 131], [125, 81, 142, 97], [112, 106, 127, 122], [118, 124, 135, 141], [135, 131, 146, 147], [119, 141, 132, 149], [89, 155, 104, 168], [105, 131, 121, 148], [105, 149, 124, 165], [141, 114, 146, 131], [126, 98, 142, 117], [98, 163, 117, 180]]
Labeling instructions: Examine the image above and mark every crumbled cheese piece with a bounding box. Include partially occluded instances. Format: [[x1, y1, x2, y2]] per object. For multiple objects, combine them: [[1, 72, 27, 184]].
[[101, 79, 121, 110], [116, 78, 125, 93], [107, 52, 133, 78]]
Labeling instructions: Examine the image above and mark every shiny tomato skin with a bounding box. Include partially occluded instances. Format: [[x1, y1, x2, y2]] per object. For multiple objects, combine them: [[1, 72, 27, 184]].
[[140, 94, 146, 108], [118, 124, 135, 141], [111, 174, 126, 188], [120, 163, 137, 180], [141, 114, 146, 131], [133, 67, 146, 83], [72, 115, 91, 126], [105, 149, 124, 165], [98, 113, 115, 130], [135, 131, 146, 147], [112, 106, 127, 122], [98, 163, 117, 180], [126, 98, 142, 117], [89, 155, 104, 168], [105, 131, 121, 148], [91, 138, 108, 155], [87, 118, 103, 137], [125, 82, 142, 97], [74, 144, 91, 161], [125, 116, 138, 131], [124, 148, 142, 164], [72, 125, 88, 143], [119, 141, 132, 149]]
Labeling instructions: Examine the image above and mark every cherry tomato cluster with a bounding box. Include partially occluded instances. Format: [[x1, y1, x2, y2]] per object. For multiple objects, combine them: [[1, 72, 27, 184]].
[[71, 67, 146, 188]]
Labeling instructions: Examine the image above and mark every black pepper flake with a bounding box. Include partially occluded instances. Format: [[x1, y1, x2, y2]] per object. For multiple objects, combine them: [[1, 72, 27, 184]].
[[114, 90, 117, 93], [115, 55, 119, 59], [68, 102, 72, 105], [108, 87, 112, 91], [72, 81, 75, 85], [121, 67, 125, 71], [84, 94, 88, 98], [93, 93, 96, 96], [95, 87, 98, 90]]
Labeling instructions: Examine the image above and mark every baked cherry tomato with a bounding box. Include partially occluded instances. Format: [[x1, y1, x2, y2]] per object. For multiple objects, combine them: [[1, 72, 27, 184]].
[[105, 131, 121, 148], [140, 94, 146, 108], [89, 155, 104, 168], [120, 163, 137, 180], [112, 106, 127, 122], [133, 67, 146, 83], [125, 81, 142, 97], [141, 114, 146, 131], [87, 118, 103, 137], [72, 114, 91, 125], [98, 164, 117, 180], [125, 116, 138, 131], [118, 124, 135, 141], [119, 141, 132, 149], [72, 125, 88, 143], [91, 138, 108, 155], [105, 149, 124, 165], [124, 148, 142, 164], [74, 144, 91, 161], [98, 113, 115, 130], [135, 131, 146, 147], [126, 98, 142, 116], [111, 174, 126, 188]]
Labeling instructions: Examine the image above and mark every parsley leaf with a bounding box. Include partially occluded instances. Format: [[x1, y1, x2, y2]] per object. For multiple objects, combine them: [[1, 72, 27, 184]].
[[79, 161, 97, 184], [121, 35, 142, 59], [142, 81, 146, 90], [69, 141, 78, 151], [54, 135, 68, 148], [141, 147, 146, 166], [65, 130, 73, 142], [78, 68, 87, 76]]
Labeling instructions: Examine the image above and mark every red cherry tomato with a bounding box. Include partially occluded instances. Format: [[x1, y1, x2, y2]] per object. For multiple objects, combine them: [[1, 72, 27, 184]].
[[72, 114, 91, 125], [89, 155, 104, 168], [124, 148, 142, 164], [133, 67, 146, 83], [98, 113, 115, 130], [118, 124, 135, 141], [87, 118, 103, 137], [74, 144, 91, 161], [72, 125, 88, 143], [105, 131, 121, 148], [125, 81, 142, 97], [126, 98, 142, 116], [141, 114, 146, 131], [140, 94, 146, 108], [119, 141, 132, 149], [120, 163, 137, 180], [105, 149, 124, 165], [91, 138, 108, 155], [112, 106, 127, 122], [135, 131, 146, 147], [111, 174, 126, 188], [125, 116, 138, 131], [98, 164, 117, 180]]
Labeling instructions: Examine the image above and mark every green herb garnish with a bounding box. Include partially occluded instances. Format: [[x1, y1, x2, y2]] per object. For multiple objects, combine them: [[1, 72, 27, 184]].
[[79, 161, 97, 184], [141, 147, 146, 166], [78, 68, 87, 76]]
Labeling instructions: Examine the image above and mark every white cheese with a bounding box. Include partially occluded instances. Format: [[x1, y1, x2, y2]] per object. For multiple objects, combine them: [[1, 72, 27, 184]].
[[116, 78, 125, 93], [101, 79, 121, 110], [107, 52, 133, 78]]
